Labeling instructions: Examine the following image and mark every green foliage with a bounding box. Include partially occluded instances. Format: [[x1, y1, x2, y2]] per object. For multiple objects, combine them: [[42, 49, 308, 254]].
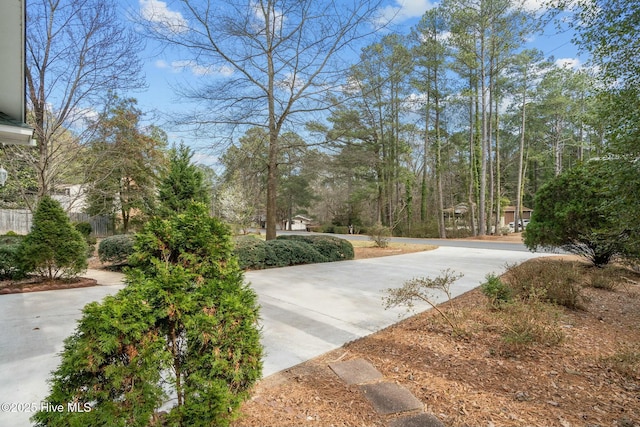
[[34, 203, 262, 427], [31, 288, 167, 427], [233, 235, 354, 270], [17, 197, 87, 279], [0, 234, 25, 279], [481, 273, 512, 309], [276, 235, 354, 261], [74, 222, 96, 257], [267, 240, 328, 267], [74, 222, 92, 237], [524, 162, 629, 267], [85, 95, 166, 233], [368, 223, 391, 248], [156, 142, 211, 218], [98, 235, 135, 265], [383, 269, 465, 336], [233, 236, 275, 270]]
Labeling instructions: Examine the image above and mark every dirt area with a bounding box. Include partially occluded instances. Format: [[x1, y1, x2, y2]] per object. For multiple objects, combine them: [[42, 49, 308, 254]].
[[0, 276, 97, 294], [232, 256, 640, 427], [352, 241, 437, 259]]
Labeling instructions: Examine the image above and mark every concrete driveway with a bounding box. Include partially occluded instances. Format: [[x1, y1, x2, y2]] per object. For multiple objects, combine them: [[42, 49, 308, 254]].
[[0, 246, 550, 427]]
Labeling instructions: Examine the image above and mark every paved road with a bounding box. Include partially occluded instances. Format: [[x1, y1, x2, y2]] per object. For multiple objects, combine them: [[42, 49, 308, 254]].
[[0, 243, 553, 427]]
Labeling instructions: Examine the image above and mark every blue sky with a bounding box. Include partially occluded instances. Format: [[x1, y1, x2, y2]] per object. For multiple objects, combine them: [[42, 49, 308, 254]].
[[121, 0, 585, 165]]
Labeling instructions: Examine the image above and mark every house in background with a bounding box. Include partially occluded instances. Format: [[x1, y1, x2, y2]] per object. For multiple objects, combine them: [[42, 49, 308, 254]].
[[0, 0, 35, 147], [285, 215, 313, 231], [502, 205, 533, 227]]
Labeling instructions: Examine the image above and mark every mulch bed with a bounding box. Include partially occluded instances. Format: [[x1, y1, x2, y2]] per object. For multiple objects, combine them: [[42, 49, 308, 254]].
[[0, 276, 97, 294]]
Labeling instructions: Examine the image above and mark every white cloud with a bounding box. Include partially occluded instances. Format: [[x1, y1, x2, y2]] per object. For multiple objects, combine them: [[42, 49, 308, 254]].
[[555, 57, 581, 69], [376, 0, 436, 26], [155, 59, 169, 69], [250, 1, 285, 36], [140, 0, 188, 34], [156, 59, 234, 77]]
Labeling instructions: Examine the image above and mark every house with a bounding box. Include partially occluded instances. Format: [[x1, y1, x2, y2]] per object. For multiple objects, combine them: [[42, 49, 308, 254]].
[[284, 215, 313, 231], [0, 0, 35, 147], [51, 184, 88, 213], [502, 205, 533, 227]]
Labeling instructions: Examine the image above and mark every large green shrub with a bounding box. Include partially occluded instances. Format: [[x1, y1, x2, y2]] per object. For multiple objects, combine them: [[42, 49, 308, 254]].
[[17, 196, 87, 279], [524, 162, 631, 267], [233, 236, 275, 270], [33, 203, 262, 427], [234, 235, 354, 270], [267, 239, 327, 267], [98, 234, 135, 265], [276, 235, 354, 261]]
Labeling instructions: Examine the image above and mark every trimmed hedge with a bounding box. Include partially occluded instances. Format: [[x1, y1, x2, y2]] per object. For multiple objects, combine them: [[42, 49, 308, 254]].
[[98, 234, 135, 264], [276, 235, 354, 261], [233, 236, 276, 270], [233, 235, 354, 270]]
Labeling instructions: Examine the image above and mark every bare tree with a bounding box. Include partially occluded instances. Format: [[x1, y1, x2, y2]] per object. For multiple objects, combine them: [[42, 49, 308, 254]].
[[140, 0, 385, 239], [24, 0, 144, 201]]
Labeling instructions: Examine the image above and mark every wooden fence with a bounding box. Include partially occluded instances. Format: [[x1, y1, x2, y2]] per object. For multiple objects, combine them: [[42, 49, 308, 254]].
[[0, 209, 114, 237]]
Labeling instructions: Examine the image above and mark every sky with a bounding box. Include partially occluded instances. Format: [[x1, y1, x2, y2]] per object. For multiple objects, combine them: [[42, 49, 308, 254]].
[[121, 0, 586, 166]]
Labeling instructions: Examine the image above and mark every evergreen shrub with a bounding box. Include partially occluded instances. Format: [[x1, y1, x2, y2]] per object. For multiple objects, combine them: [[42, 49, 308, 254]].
[[276, 235, 354, 261], [267, 239, 327, 266], [98, 234, 135, 265], [0, 234, 25, 279], [74, 222, 96, 257], [17, 196, 87, 279], [33, 203, 262, 427], [233, 236, 275, 270], [481, 273, 512, 309], [74, 222, 92, 237]]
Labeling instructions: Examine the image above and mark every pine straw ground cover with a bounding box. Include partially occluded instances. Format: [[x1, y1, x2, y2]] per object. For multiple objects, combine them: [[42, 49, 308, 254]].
[[232, 257, 640, 427]]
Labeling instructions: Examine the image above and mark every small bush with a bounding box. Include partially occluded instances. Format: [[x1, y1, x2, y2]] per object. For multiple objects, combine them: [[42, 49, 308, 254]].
[[98, 234, 135, 265], [74, 222, 92, 237], [368, 223, 391, 248], [17, 196, 87, 279], [384, 269, 465, 336], [499, 293, 565, 351], [481, 273, 512, 309], [0, 234, 25, 279], [503, 259, 585, 310]]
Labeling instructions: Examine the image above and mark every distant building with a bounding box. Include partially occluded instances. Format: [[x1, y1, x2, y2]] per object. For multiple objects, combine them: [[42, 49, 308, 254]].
[[51, 184, 88, 213], [502, 206, 533, 226], [285, 215, 313, 231]]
